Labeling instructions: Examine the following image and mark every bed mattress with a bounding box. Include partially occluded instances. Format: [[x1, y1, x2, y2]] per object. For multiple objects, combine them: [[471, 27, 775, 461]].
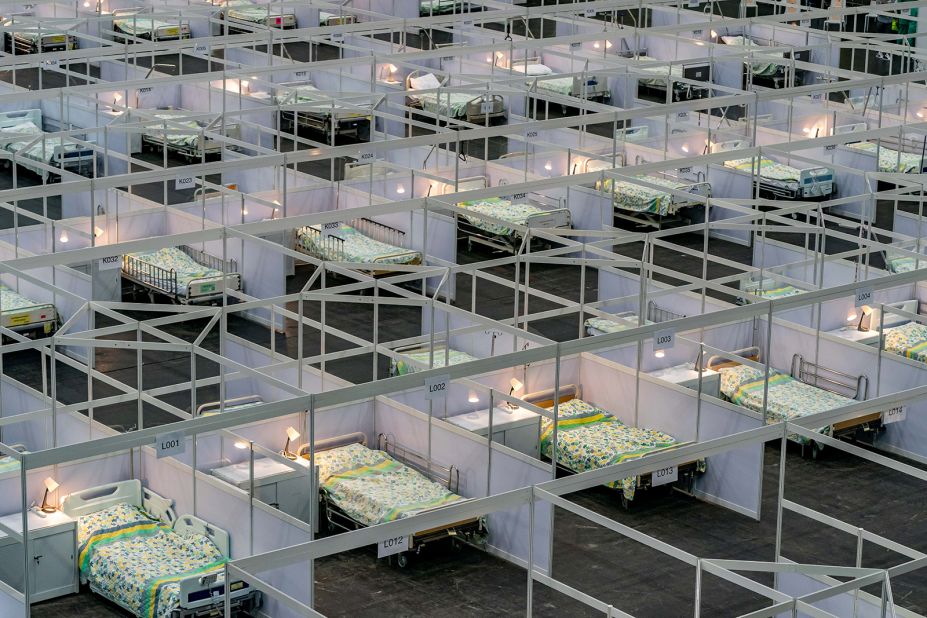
[[78, 503, 225, 618], [724, 156, 800, 184], [886, 256, 924, 273], [847, 141, 924, 173], [295, 223, 421, 265], [392, 346, 478, 375], [636, 57, 684, 86], [312, 443, 465, 527], [126, 247, 229, 296], [276, 85, 370, 116], [114, 16, 178, 36], [0, 120, 82, 165], [584, 316, 636, 335], [720, 365, 852, 441], [225, 1, 286, 23], [457, 197, 547, 236], [540, 399, 680, 501], [414, 91, 477, 118], [883, 321, 927, 363], [721, 35, 782, 77], [0, 455, 21, 473], [1, 284, 50, 315], [146, 115, 202, 148], [420, 0, 463, 12], [600, 174, 691, 216], [534, 76, 575, 96], [750, 284, 804, 299]]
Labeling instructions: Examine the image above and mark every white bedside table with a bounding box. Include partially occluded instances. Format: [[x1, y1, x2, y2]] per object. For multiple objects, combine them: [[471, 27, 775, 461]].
[[647, 363, 721, 399], [447, 406, 541, 457], [211, 457, 312, 523], [827, 327, 881, 346], [0, 510, 78, 602]]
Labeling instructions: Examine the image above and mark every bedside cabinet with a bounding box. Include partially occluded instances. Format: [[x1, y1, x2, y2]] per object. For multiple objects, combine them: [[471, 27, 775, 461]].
[[447, 406, 541, 457], [647, 363, 721, 399], [211, 457, 312, 523], [0, 510, 78, 602], [827, 327, 881, 346]]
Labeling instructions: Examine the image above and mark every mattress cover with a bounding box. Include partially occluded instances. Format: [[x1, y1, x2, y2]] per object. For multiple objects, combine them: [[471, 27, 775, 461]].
[[584, 316, 636, 334], [599, 174, 690, 216], [126, 247, 228, 296], [296, 224, 421, 265], [720, 365, 852, 441], [392, 346, 478, 375], [311, 443, 465, 527], [886, 256, 924, 273], [540, 400, 680, 501], [721, 35, 782, 76], [457, 197, 546, 236], [0, 283, 51, 315], [883, 321, 927, 363], [78, 503, 225, 618], [724, 156, 800, 184], [847, 141, 924, 173]]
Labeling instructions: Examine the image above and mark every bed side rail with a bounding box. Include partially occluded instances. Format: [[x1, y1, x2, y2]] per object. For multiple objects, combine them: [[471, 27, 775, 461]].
[[297, 225, 346, 262], [179, 244, 239, 274], [377, 433, 460, 494], [791, 354, 869, 401], [704, 346, 761, 372], [647, 300, 685, 323], [122, 253, 179, 297], [351, 217, 406, 247]]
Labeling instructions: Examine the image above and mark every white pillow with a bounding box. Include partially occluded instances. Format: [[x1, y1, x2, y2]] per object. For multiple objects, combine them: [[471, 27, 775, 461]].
[[512, 63, 553, 76], [721, 35, 751, 46], [410, 73, 442, 90]]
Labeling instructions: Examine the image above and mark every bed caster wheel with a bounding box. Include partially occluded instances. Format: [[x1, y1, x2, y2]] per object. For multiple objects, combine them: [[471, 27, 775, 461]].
[[395, 552, 409, 568], [620, 496, 630, 511], [450, 538, 462, 551]]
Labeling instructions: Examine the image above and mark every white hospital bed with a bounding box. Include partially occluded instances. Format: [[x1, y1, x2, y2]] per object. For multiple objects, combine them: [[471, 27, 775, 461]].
[[274, 81, 372, 142], [714, 139, 835, 200], [2, 16, 78, 54], [137, 109, 241, 162], [406, 71, 506, 124], [507, 56, 610, 106], [111, 7, 191, 42], [0, 109, 96, 181]]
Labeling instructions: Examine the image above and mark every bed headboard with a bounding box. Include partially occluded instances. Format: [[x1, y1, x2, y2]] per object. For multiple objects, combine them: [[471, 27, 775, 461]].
[[881, 299, 919, 328], [174, 514, 230, 558], [112, 6, 147, 16], [617, 125, 649, 142], [521, 384, 581, 410], [712, 139, 750, 153], [196, 395, 263, 416], [296, 431, 367, 458], [705, 346, 760, 372], [406, 70, 445, 90], [0, 109, 41, 130], [833, 122, 867, 136], [62, 479, 143, 518], [443, 175, 488, 194]]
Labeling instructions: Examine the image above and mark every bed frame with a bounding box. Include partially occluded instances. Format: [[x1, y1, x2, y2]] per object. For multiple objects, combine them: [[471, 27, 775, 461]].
[[196, 395, 264, 416], [275, 82, 371, 143], [300, 433, 486, 566], [320, 10, 357, 25], [419, 0, 470, 16], [294, 217, 421, 275], [121, 245, 242, 305], [737, 275, 808, 302], [834, 122, 927, 174], [610, 170, 712, 228], [61, 480, 261, 617], [139, 110, 241, 162], [405, 70, 506, 125], [512, 57, 611, 107], [0, 109, 96, 181], [0, 288, 58, 337], [634, 59, 711, 103], [585, 300, 686, 336], [524, 385, 703, 508], [222, 1, 296, 33], [111, 7, 191, 42], [388, 341, 475, 376], [706, 347, 880, 449], [714, 140, 835, 200], [720, 35, 809, 89], [2, 17, 77, 54], [448, 175, 572, 254]]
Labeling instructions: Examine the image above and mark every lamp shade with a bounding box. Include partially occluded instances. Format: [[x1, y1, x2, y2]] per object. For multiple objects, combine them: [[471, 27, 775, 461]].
[[286, 427, 301, 442], [44, 477, 59, 493], [509, 378, 524, 392]]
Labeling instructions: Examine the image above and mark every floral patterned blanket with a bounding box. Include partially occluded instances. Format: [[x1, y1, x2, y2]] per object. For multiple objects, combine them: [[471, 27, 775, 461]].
[[295, 224, 421, 265], [0, 284, 49, 314], [539, 399, 679, 501], [391, 346, 478, 375], [751, 284, 804, 300], [78, 503, 225, 618], [719, 365, 852, 442], [884, 321, 927, 363], [724, 157, 800, 183], [886, 256, 924, 274], [584, 316, 636, 335], [127, 247, 227, 296], [847, 141, 924, 173], [311, 443, 465, 527], [458, 197, 546, 236]]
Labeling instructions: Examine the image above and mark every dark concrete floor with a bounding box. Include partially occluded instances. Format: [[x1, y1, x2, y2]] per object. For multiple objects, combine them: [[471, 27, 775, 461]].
[[0, 63, 98, 90]]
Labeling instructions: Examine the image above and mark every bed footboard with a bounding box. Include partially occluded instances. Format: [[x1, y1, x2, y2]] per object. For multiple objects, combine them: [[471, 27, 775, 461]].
[[798, 166, 835, 198], [465, 94, 506, 123], [177, 574, 262, 617], [525, 207, 571, 229]]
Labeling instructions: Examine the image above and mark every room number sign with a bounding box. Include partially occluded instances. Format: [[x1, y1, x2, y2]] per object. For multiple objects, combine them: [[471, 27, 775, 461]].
[[156, 430, 186, 459], [652, 465, 678, 487], [424, 374, 450, 401], [884, 405, 907, 424], [377, 534, 409, 557], [854, 286, 874, 308], [654, 328, 675, 351]]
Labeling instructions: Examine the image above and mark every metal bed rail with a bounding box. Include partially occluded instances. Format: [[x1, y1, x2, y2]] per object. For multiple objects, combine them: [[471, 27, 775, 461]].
[[791, 354, 869, 401], [378, 433, 460, 494], [122, 253, 179, 298], [296, 225, 347, 262], [646, 300, 685, 323], [179, 244, 238, 276], [352, 217, 407, 249]]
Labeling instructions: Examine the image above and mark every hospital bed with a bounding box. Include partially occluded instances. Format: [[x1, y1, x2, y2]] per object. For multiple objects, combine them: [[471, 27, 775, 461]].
[[275, 82, 371, 143], [584, 300, 684, 336], [0, 444, 27, 473], [2, 16, 77, 54], [834, 123, 927, 174], [707, 347, 879, 456], [406, 71, 506, 125], [585, 157, 711, 227], [219, 0, 296, 31], [196, 395, 264, 416], [884, 251, 926, 274], [1, 283, 58, 336], [738, 276, 809, 302], [294, 218, 422, 274], [389, 342, 479, 375], [122, 245, 242, 305], [299, 433, 487, 567], [62, 480, 261, 618], [507, 57, 610, 107], [526, 385, 703, 509], [139, 110, 241, 162], [719, 34, 809, 89], [447, 176, 572, 253], [633, 56, 711, 103], [0, 109, 96, 181], [320, 11, 357, 25], [111, 7, 191, 42], [715, 140, 836, 200], [419, 0, 468, 15]]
